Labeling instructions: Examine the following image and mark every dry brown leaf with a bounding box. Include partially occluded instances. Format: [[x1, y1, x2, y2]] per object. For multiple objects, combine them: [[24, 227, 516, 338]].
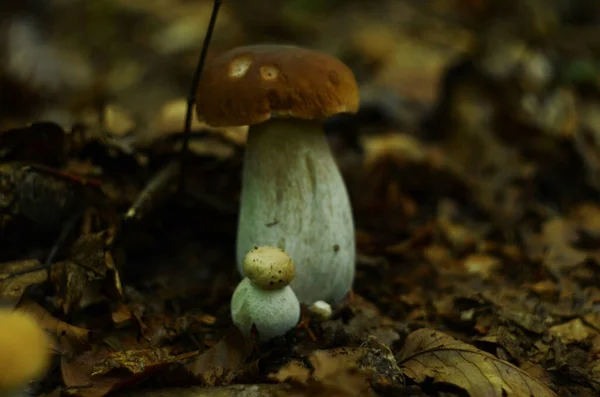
[[271, 349, 375, 397], [91, 348, 194, 376], [51, 231, 123, 314], [17, 300, 89, 355], [117, 384, 290, 397], [549, 319, 596, 344], [397, 328, 558, 397], [183, 326, 255, 386], [0, 259, 47, 306], [522, 218, 586, 273], [272, 338, 401, 397], [62, 344, 195, 397], [62, 345, 128, 397], [271, 360, 310, 385]]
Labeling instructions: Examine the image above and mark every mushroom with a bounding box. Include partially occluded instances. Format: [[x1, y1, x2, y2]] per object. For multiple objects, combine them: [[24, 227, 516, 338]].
[[196, 45, 359, 304], [231, 246, 300, 342], [0, 310, 51, 396]]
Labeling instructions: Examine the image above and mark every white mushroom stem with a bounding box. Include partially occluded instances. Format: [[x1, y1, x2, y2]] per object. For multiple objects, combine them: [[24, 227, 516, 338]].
[[236, 118, 355, 304], [231, 278, 300, 342]]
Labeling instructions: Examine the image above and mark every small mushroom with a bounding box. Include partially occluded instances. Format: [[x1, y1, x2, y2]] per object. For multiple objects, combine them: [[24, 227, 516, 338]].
[[196, 45, 359, 305], [0, 310, 51, 395], [308, 300, 333, 321], [231, 246, 300, 342], [244, 246, 295, 290]]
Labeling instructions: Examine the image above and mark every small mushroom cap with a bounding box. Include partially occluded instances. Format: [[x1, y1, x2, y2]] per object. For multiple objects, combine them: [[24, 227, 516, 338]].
[[243, 246, 295, 290], [196, 44, 359, 127], [0, 310, 51, 391]]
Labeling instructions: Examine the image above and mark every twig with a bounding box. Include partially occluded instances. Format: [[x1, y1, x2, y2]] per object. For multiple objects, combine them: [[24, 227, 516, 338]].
[[178, 0, 223, 195]]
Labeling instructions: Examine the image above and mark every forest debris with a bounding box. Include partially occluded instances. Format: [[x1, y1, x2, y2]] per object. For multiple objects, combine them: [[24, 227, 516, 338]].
[[527, 280, 558, 301], [62, 346, 134, 397], [397, 328, 559, 397], [350, 16, 469, 104], [271, 349, 375, 397], [272, 336, 402, 395], [183, 327, 255, 386], [0, 162, 81, 228], [91, 348, 195, 376], [61, 334, 196, 397], [154, 99, 248, 144], [522, 217, 587, 274], [0, 259, 47, 306], [81, 104, 136, 137], [0, 122, 66, 165], [462, 253, 501, 279], [321, 295, 400, 346], [116, 384, 290, 397], [549, 319, 596, 344], [50, 230, 122, 314], [125, 161, 180, 222], [17, 300, 89, 355]]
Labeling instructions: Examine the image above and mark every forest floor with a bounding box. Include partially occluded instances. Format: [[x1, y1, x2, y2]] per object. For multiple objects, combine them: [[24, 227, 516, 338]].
[[1, 1, 600, 396]]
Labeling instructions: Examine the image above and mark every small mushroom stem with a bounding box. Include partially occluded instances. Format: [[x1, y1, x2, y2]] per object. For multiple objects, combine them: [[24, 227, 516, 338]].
[[236, 118, 355, 304]]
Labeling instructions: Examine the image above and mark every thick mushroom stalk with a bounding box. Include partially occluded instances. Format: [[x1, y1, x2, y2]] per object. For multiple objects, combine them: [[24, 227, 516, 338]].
[[236, 118, 355, 304]]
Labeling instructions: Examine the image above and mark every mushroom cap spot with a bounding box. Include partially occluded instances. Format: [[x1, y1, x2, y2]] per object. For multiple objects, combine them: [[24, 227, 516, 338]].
[[243, 246, 295, 290], [229, 55, 253, 79], [195, 44, 360, 127], [260, 65, 279, 81]]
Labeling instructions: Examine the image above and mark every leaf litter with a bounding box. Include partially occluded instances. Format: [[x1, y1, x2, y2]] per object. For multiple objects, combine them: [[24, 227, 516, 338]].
[[2, 0, 600, 396]]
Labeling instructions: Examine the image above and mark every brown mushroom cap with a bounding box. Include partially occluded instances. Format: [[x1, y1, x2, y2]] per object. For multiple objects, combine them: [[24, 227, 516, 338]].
[[195, 45, 359, 127]]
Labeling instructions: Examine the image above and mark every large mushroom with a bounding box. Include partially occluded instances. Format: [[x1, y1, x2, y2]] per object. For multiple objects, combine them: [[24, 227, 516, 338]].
[[196, 45, 359, 304]]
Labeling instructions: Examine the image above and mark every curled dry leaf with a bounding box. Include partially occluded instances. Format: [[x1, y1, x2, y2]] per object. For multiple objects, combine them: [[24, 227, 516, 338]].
[[0, 259, 47, 306], [270, 341, 403, 397], [62, 346, 196, 397], [183, 327, 255, 387], [397, 328, 558, 397], [16, 300, 89, 355], [271, 349, 374, 397], [91, 348, 196, 376], [548, 319, 596, 344], [51, 230, 123, 314]]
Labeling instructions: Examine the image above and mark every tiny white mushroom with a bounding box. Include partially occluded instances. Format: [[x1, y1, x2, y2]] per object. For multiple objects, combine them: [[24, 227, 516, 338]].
[[308, 300, 333, 321], [231, 247, 300, 342]]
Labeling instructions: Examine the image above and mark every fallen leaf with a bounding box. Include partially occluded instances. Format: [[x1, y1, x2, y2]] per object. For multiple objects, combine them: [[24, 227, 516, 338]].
[[16, 300, 89, 355], [397, 328, 558, 397], [462, 254, 501, 279], [183, 326, 255, 386], [62, 345, 130, 397], [549, 319, 596, 344], [271, 349, 375, 397], [117, 384, 290, 397], [61, 343, 196, 397], [0, 259, 47, 306], [50, 230, 123, 314], [92, 348, 184, 376]]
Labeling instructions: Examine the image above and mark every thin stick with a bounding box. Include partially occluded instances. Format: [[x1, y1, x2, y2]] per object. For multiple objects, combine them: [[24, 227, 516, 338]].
[[179, 0, 223, 194]]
